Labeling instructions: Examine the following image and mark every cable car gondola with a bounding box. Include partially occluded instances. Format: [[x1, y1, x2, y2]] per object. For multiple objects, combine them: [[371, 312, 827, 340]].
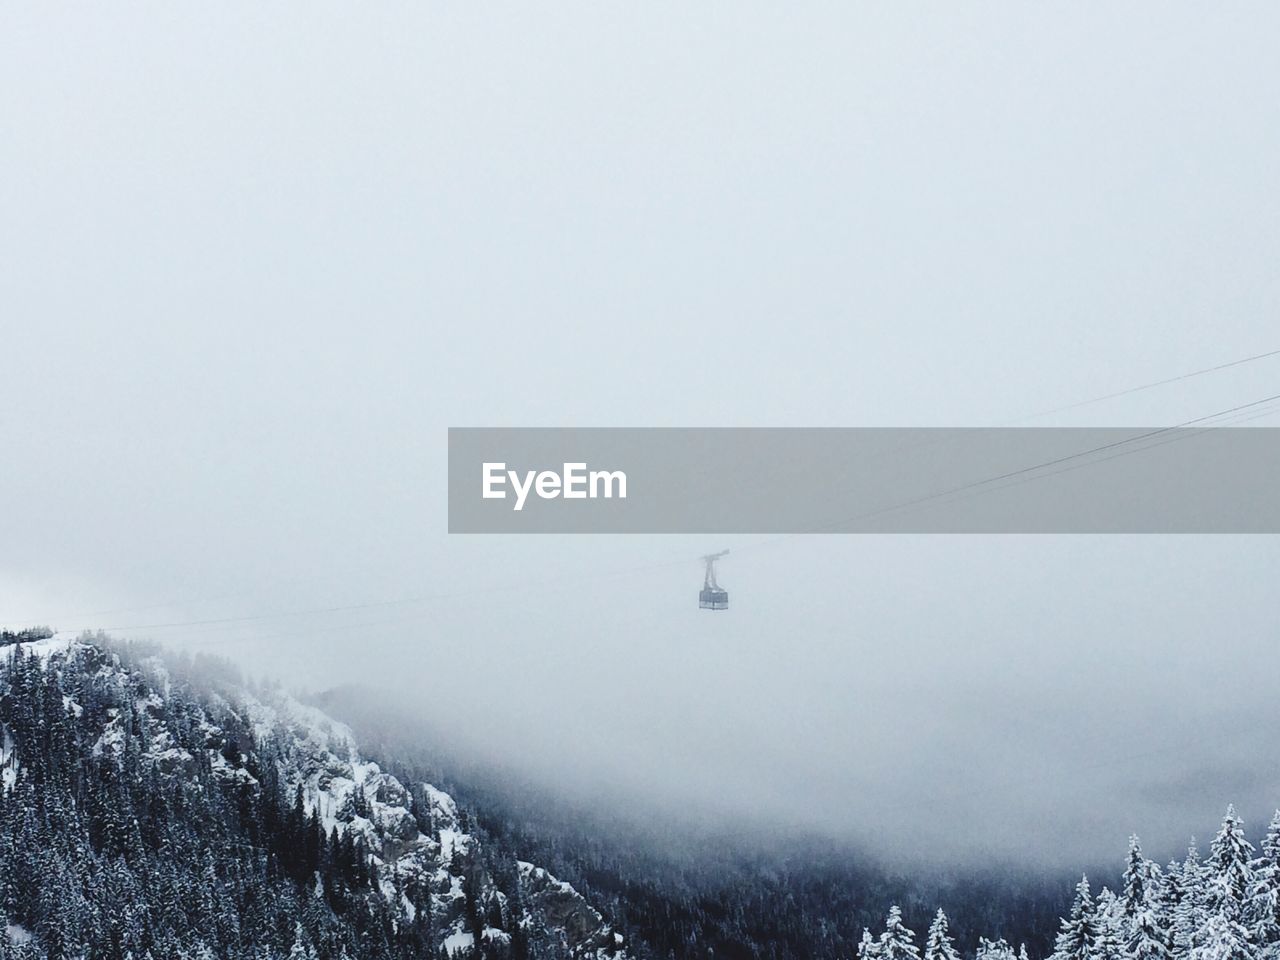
[[698, 550, 729, 610]]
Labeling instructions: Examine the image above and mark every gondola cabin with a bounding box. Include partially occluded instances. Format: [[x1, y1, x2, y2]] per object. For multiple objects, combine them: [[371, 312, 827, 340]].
[[699, 550, 729, 611], [698, 586, 729, 610]]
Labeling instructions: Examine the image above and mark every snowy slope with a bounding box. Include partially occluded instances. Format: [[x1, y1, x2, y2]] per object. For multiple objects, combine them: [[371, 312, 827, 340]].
[[5, 635, 627, 960]]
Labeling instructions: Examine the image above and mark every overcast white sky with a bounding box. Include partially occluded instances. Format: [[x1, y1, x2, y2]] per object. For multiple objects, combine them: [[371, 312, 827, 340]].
[[3, 4, 1280, 867]]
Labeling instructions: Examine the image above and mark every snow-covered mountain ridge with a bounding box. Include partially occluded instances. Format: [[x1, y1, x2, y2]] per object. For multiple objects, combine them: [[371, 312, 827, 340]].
[[0, 634, 626, 960], [7, 632, 1277, 960]]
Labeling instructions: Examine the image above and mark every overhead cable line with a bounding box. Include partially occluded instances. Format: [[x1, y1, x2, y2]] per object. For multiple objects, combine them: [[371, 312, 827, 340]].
[[77, 392, 1280, 638], [12, 347, 1279, 631], [1018, 347, 1280, 421], [801, 393, 1280, 534]]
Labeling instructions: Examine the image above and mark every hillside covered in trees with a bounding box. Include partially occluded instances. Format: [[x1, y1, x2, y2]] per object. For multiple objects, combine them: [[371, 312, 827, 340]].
[[0, 635, 626, 960], [0, 633, 1276, 960]]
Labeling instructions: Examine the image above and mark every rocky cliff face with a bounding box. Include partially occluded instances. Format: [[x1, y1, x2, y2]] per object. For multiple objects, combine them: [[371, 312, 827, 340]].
[[247, 693, 625, 959]]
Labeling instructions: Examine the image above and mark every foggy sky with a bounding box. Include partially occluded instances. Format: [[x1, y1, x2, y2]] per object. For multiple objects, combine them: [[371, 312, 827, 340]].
[[3, 4, 1280, 868]]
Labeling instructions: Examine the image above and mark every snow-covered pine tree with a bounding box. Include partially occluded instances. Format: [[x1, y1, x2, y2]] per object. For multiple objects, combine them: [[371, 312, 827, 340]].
[[1263, 811, 1280, 867], [1128, 897, 1172, 960], [1158, 859, 1184, 936], [1204, 806, 1255, 924], [1050, 877, 1098, 960], [1119, 836, 1171, 960], [1246, 809, 1280, 956], [878, 906, 921, 960], [859, 927, 883, 960], [1191, 912, 1252, 960], [1092, 887, 1124, 960], [1174, 841, 1209, 956], [923, 909, 960, 960], [1122, 837, 1152, 926]]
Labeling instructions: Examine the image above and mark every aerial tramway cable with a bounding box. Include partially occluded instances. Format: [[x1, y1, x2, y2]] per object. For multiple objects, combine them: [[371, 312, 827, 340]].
[[11, 348, 1280, 633], [68, 389, 1280, 635]]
